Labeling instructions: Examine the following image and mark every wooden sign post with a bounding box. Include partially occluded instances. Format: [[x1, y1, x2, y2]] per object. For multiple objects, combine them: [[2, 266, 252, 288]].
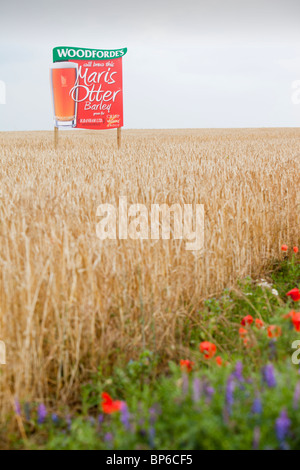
[[54, 126, 58, 149], [53, 127, 122, 149], [117, 127, 122, 149]]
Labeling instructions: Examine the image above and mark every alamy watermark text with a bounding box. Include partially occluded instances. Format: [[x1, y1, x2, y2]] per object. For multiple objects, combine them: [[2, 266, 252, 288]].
[[96, 197, 204, 251]]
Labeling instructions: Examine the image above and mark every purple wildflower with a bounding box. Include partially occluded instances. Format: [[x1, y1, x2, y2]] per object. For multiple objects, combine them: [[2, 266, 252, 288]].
[[14, 399, 21, 416], [149, 426, 155, 448], [251, 396, 262, 415], [269, 339, 277, 360], [234, 361, 244, 382], [205, 385, 215, 403], [51, 413, 59, 424], [104, 432, 113, 444], [262, 364, 276, 388], [293, 381, 300, 410], [98, 414, 104, 425], [120, 402, 131, 431], [37, 403, 47, 424], [275, 409, 291, 445], [97, 413, 103, 432], [148, 405, 160, 447], [225, 374, 235, 414], [192, 377, 202, 403]]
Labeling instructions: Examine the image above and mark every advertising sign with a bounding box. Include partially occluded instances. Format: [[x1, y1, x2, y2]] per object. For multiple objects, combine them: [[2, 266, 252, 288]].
[[51, 46, 127, 130]]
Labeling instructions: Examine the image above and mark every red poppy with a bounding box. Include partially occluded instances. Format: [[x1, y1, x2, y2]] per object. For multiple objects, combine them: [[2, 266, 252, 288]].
[[239, 327, 248, 337], [238, 327, 252, 347], [255, 318, 264, 329], [281, 245, 288, 252], [293, 247, 299, 254], [101, 392, 123, 414], [267, 325, 282, 338], [180, 359, 194, 372], [291, 312, 300, 332], [241, 315, 254, 326], [287, 288, 300, 302], [199, 341, 217, 359], [215, 356, 223, 366], [283, 310, 295, 319]]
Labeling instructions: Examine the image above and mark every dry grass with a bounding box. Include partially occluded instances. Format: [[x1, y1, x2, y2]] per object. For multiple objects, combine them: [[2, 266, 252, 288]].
[[0, 128, 299, 413]]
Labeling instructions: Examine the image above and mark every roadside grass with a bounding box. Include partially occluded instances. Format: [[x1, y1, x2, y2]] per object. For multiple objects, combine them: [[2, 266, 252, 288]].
[[4, 254, 300, 450]]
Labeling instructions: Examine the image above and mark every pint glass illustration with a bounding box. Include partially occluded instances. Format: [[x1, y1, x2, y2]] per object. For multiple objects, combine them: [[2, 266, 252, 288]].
[[50, 62, 78, 128]]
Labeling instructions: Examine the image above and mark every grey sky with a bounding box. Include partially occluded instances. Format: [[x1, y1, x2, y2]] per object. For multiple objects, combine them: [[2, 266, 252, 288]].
[[0, 0, 300, 130]]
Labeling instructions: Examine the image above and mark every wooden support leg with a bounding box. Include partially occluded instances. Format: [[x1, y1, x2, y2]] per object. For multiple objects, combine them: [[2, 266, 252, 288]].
[[54, 126, 58, 149], [117, 127, 121, 149]]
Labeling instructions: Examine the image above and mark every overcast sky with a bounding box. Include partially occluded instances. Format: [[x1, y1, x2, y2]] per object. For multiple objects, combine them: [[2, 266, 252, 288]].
[[0, 0, 300, 130]]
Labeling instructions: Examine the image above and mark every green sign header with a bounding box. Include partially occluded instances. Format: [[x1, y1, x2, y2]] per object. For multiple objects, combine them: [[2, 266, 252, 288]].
[[53, 46, 127, 62]]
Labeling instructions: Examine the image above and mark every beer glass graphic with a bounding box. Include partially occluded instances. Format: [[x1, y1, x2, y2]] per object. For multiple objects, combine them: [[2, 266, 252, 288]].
[[50, 62, 78, 128]]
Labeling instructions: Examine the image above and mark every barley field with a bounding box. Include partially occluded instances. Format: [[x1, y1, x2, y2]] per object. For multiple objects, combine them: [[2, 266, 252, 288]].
[[0, 128, 299, 416]]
